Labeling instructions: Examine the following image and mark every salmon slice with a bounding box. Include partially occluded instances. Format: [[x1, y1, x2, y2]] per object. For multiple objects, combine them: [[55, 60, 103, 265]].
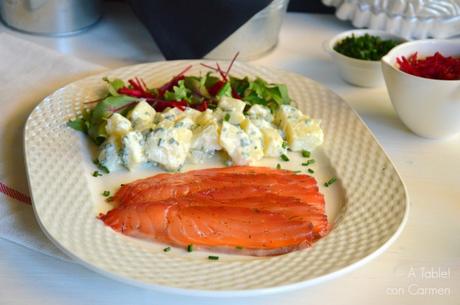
[[100, 166, 329, 256], [115, 167, 318, 207]]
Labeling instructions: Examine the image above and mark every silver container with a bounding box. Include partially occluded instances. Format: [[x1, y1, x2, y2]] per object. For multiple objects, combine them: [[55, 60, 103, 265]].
[[205, 0, 290, 60], [0, 0, 102, 36]]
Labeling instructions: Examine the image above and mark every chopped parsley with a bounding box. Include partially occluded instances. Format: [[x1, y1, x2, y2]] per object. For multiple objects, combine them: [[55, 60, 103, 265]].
[[187, 244, 193, 252], [208, 255, 219, 260], [93, 159, 110, 174], [102, 190, 110, 197], [92, 171, 102, 177], [280, 154, 290, 162], [282, 141, 288, 149], [224, 113, 231, 122], [163, 247, 171, 252], [307, 168, 314, 174], [324, 177, 337, 187]]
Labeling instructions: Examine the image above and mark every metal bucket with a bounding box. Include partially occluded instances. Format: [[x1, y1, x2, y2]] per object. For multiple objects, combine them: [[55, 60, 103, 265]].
[[0, 0, 102, 36]]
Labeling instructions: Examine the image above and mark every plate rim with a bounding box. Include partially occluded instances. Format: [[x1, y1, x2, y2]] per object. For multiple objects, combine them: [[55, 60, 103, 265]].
[[24, 60, 410, 296]]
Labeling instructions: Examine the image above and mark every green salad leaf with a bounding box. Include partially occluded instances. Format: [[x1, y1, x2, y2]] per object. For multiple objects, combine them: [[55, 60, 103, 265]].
[[103, 77, 126, 96], [230, 76, 291, 112]]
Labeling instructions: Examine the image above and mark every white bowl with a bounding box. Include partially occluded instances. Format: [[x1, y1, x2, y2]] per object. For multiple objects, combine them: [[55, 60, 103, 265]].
[[326, 29, 406, 87], [381, 40, 460, 139]]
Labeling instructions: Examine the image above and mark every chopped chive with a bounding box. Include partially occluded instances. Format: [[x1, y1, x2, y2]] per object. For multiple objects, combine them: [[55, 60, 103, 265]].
[[224, 113, 230, 122], [106, 196, 114, 202], [208, 255, 219, 260], [235, 246, 244, 250], [301, 159, 315, 167], [92, 170, 102, 177], [301, 150, 311, 158], [163, 247, 171, 252], [276, 163, 281, 170], [307, 168, 314, 174], [187, 244, 193, 252], [102, 190, 110, 197], [93, 159, 109, 173], [324, 177, 337, 187], [280, 154, 290, 162], [282, 141, 288, 149]]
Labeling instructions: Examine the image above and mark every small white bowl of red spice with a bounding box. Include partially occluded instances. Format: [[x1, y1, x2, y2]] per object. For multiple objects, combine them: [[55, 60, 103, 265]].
[[381, 40, 460, 139], [326, 29, 406, 87]]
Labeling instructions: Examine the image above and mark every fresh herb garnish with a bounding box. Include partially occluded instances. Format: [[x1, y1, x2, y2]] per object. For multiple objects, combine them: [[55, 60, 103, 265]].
[[334, 34, 401, 61], [282, 141, 289, 149], [187, 244, 193, 252], [276, 163, 281, 170], [163, 247, 171, 252], [208, 255, 219, 260], [307, 168, 314, 174], [102, 190, 110, 197], [324, 177, 337, 187], [93, 159, 110, 174], [224, 113, 231, 122], [301, 150, 311, 158], [280, 154, 290, 162], [92, 171, 102, 177], [301, 159, 315, 166]]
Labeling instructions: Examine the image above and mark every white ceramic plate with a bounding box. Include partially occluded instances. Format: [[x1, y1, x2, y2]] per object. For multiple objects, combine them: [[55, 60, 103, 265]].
[[24, 61, 408, 296]]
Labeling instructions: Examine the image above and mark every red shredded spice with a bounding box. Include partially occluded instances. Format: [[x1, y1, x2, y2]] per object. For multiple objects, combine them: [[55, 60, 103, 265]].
[[397, 52, 460, 80]]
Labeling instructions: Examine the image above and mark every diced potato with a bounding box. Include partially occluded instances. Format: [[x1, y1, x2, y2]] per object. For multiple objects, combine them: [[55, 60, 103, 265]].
[[247, 105, 273, 122], [189, 122, 221, 163], [219, 121, 254, 165], [144, 127, 192, 171], [214, 108, 245, 125], [174, 117, 196, 129], [120, 131, 145, 170], [196, 109, 216, 126], [218, 96, 246, 113], [274, 104, 303, 128], [260, 127, 286, 158], [284, 117, 324, 152], [128, 100, 156, 131], [183, 107, 201, 122], [240, 119, 264, 162], [105, 113, 132, 137], [98, 136, 122, 172], [159, 107, 185, 122]]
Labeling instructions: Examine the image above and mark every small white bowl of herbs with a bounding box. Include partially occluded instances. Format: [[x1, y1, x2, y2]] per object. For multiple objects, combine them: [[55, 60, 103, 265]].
[[325, 29, 406, 87]]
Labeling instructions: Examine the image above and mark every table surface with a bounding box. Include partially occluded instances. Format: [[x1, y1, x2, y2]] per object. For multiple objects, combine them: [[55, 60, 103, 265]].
[[1, 3, 459, 305]]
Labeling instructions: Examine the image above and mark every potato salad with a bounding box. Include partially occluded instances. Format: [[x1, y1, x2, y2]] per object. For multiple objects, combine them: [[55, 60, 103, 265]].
[[67, 63, 324, 173], [97, 96, 323, 172]]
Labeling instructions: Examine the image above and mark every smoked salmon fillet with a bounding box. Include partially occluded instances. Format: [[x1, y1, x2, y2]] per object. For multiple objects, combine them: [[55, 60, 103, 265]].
[[100, 166, 329, 256]]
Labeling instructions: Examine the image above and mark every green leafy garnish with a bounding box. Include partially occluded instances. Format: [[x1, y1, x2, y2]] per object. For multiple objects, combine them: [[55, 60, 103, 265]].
[[103, 77, 126, 96], [301, 150, 311, 158], [334, 34, 401, 61], [280, 154, 290, 162], [164, 79, 192, 102], [301, 159, 315, 166], [324, 177, 337, 187], [229, 76, 290, 112]]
